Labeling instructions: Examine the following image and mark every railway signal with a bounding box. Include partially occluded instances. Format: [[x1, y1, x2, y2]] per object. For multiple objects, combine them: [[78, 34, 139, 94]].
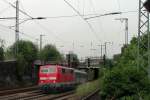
[[67, 54, 71, 67], [87, 58, 90, 67]]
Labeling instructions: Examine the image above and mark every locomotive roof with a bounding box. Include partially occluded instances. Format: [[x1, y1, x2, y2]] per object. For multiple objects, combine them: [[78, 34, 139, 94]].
[[40, 65, 74, 70]]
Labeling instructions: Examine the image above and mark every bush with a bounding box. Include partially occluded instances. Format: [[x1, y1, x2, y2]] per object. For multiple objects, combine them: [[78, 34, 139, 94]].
[[76, 79, 100, 97], [100, 66, 150, 100], [16, 54, 27, 81]]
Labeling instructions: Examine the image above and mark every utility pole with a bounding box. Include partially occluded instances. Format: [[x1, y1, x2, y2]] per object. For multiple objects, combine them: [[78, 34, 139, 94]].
[[90, 42, 93, 57], [101, 45, 103, 58], [15, 0, 19, 55], [115, 18, 128, 45], [72, 41, 74, 52], [35, 38, 39, 47], [40, 34, 45, 51], [104, 42, 111, 58], [97, 45, 104, 58]]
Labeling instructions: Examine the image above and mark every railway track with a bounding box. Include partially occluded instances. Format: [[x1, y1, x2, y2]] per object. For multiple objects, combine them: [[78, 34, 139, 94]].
[[0, 86, 100, 100], [47, 89, 100, 100], [0, 90, 43, 100], [0, 88, 75, 100], [81, 89, 100, 100], [36, 90, 75, 100], [0, 86, 39, 96]]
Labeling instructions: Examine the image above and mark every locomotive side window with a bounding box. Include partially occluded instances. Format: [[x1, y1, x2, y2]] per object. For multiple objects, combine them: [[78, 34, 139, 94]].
[[49, 67, 56, 73]]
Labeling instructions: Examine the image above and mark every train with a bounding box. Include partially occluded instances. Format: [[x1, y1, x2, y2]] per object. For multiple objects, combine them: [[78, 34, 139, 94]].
[[38, 64, 87, 92]]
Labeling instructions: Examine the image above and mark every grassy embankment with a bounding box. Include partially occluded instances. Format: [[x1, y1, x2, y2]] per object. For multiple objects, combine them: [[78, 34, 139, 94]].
[[76, 79, 100, 98]]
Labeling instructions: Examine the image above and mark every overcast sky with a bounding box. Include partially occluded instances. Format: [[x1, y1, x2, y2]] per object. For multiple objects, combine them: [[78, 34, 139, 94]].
[[0, 0, 138, 59]]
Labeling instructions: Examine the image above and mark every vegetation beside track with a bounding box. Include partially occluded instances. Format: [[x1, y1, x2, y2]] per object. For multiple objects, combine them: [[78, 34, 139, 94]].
[[100, 33, 150, 100], [76, 79, 100, 99]]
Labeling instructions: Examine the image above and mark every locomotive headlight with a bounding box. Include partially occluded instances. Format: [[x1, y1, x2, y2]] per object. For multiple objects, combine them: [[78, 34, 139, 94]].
[[40, 77, 47, 80], [49, 77, 56, 80]]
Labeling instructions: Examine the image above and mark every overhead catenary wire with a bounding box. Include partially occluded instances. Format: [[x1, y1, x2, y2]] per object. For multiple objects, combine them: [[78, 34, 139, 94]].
[[2, 0, 68, 44], [3, 0, 72, 44], [63, 0, 101, 42], [2, 0, 33, 19], [32, 10, 138, 19], [1, 0, 138, 45], [0, 25, 38, 47], [0, 5, 13, 16], [33, 21, 70, 43], [2, 10, 138, 28], [89, 0, 105, 39], [0, 11, 138, 21], [0, 24, 38, 40]]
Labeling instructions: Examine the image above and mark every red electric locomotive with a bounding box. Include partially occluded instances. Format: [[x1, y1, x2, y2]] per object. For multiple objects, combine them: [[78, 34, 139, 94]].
[[38, 65, 76, 92]]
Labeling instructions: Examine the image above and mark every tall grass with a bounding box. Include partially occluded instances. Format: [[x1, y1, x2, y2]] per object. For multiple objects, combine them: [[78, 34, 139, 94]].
[[76, 79, 100, 97]]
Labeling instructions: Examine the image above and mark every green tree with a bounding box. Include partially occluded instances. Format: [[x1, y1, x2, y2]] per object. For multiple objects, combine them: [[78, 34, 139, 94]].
[[8, 40, 38, 62], [100, 33, 150, 99], [101, 66, 150, 100], [40, 44, 62, 62], [7, 40, 38, 80], [0, 47, 4, 61]]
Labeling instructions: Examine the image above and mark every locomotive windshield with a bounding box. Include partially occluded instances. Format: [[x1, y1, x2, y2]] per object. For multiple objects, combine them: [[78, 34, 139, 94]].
[[40, 66, 56, 73], [49, 67, 56, 73], [41, 68, 49, 73]]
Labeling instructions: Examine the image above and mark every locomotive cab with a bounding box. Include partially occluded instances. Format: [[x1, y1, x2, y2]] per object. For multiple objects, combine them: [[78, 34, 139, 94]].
[[39, 65, 57, 84], [39, 65, 75, 92]]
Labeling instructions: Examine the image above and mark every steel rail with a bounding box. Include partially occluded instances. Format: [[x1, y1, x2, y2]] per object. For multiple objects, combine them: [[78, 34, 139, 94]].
[[0, 86, 38, 96], [0, 90, 41, 100], [81, 89, 100, 100], [36, 90, 75, 100]]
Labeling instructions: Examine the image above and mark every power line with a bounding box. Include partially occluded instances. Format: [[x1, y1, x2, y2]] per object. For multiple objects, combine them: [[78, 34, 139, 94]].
[[0, 17, 16, 19], [0, 5, 12, 15], [3, 0, 70, 44], [0, 24, 38, 40], [89, 0, 105, 37], [2, 0, 33, 19], [2, 0, 138, 44], [63, 0, 101, 42], [33, 21, 69, 43], [2, 0, 138, 19], [85, 12, 122, 20], [41, 10, 138, 19], [0, 11, 138, 21]]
